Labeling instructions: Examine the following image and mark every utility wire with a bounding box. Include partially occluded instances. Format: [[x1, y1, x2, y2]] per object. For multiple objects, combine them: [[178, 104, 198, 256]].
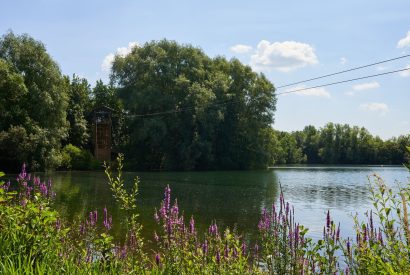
[[277, 67, 410, 95], [129, 98, 237, 117], [127, 67, 410, 118], [276, 54, 410, 88]]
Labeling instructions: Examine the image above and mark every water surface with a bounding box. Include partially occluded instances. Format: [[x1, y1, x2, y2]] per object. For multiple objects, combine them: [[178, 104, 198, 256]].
[[46, 166, 408, 242]]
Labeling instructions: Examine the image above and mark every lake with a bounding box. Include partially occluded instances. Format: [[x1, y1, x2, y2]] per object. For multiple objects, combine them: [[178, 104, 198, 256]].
[[47, 166, 408, 244]]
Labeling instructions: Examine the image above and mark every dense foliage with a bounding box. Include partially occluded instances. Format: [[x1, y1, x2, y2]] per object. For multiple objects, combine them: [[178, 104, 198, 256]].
[[272, 123, 410, 165], [0, 33, 69, 171], [111, 40, 277, 170], [1, 155, 410, 274]]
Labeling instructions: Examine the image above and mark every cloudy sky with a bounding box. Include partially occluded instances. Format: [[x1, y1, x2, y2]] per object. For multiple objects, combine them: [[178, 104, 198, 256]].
[[1, 0, 410, 139]]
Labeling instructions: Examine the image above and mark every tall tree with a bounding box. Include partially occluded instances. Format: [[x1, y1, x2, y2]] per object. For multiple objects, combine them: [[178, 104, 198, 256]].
[[0, 32, 68, 170], [111, 40, 277, 170]]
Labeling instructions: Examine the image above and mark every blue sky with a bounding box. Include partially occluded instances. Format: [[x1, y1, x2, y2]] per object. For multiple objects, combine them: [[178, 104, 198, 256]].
[[1, 0, 410, 139]]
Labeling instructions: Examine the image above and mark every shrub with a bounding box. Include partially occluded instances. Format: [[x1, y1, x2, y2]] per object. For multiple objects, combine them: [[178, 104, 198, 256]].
[[60, 144, 100, 170]]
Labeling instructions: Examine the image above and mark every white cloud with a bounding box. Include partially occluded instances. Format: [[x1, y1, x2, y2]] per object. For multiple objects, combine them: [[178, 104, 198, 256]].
[[285, 85, 330, 98], [352, 82, 380, 91], [250, 40, 318, 72], [101, 41, 139, 72], [230, 44, 252, 54], [376, 65, 387, 71], [359, 102, 389, 115], [345, 91, 355, 97], [398, 31, 410, 48], [340, 57, 347, 65], [102, 53, 115, 72], [399, 65, 410, 77]]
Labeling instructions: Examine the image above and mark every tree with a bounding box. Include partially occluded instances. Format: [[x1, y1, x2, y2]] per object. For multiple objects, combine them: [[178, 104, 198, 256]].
[[65, 74, 92, 147], [110, 40, 277, 170], [0, 32, 68, 170]]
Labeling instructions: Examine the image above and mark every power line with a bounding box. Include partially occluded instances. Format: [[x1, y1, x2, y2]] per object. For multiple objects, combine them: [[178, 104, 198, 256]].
[[276, 54, 410, 89], [127, 67, 410, 118], [277, 67, 410, 96], [129, 98, 237, 118]]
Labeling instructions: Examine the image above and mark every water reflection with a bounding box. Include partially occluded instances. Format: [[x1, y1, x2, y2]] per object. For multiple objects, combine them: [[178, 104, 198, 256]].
[[49, 170, 279, 241], [45, 166, 407, 242]]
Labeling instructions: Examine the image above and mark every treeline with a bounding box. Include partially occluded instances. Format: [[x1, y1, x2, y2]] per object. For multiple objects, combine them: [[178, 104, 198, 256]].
[[270, 123, 410, 165], [0, 32, 409, 171]]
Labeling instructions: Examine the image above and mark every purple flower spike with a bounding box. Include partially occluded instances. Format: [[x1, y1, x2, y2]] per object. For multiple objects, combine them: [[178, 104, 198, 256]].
[[55, 219, 61, 230], [155, 253, 161, 265], [336, 223, 340, 241], [171, 201, 179, 216], [164, 185, 171, 213], [224, 241, 229, 258], [232, 247, 238, 258], [189, 216, 195, 235], [202, 240, 208, 255], [2, 180, 10, 192], [326, 210, 331, 230], [121, 246, 127, 259], [18, 163, 27, 181], [103, 207, 112, 230], [208, 222, 218, 236], [80, 222, 86, 235], [241, 242, 247, 256], [216, 251, 221, 264]]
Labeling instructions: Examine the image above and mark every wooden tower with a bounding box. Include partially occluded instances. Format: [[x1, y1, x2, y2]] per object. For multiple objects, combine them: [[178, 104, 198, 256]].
[[92, 106, 113, 162]]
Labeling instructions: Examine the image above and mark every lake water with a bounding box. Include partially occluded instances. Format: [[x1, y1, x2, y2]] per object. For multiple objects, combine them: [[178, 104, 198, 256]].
[[47, 166, 409, 243]]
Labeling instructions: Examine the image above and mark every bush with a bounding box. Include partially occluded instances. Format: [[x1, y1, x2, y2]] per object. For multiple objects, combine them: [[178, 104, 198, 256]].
[[60, 144, 100, 170]]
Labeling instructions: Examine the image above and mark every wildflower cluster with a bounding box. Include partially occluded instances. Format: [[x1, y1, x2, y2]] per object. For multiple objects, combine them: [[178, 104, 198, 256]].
[[152, 185, 252, 274]]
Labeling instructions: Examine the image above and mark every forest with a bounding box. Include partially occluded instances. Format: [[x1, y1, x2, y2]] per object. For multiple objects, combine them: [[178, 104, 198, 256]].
[[0, 32, 409, 172]]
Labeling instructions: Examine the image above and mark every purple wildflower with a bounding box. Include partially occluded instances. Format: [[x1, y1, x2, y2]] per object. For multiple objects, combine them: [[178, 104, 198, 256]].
[[241, 242, 247, 256], [155, 253, 161, 265], [18, 163, 27, 181], [202, 240, 208, 255], [216, 251, 221, 264], [164, 185, 171, 213], [1, 180, 10, 192], [336, 223, 340, 241], [208, 223, 218, 236], [120, 246, 127, 259], [189, 216, 195, 235], [378, 229, 384, 246], [171, 200, 179, 217], [326, 210, 331, 230], [103, 207, 112, 230], [224, 241, 229, 258], [55, 219, 61, 230], [80, 222, 86, 235]]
